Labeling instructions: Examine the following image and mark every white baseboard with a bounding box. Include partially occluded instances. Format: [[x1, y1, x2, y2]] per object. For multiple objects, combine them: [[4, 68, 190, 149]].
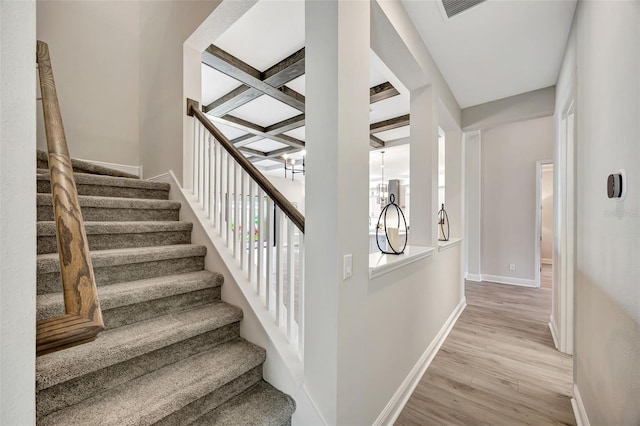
[[146, 172, 170, 182], [571, 384, 590, 426], [549, 315, 560, 350], [481, 274, 537, 287], [77, 157, 143, 178], [542, 258, 553, 265], [373, 297, 467, 426], [465, 273, 483, 282]]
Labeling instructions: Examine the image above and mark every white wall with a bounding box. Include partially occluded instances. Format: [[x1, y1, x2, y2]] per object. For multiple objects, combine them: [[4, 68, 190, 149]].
[[37, 0, 140, 166], [304, 0, 465, 423], [0, 1, 37, 424], [139, 0, 221, 182], [481, 116, 553, 283], [464, 131, 482, 280], [462, 86, 555, 132], [556, 1, 640, 424], [36, 0, 221, 179], [265, 175, 305, 215], [541, 166, 553, 262]]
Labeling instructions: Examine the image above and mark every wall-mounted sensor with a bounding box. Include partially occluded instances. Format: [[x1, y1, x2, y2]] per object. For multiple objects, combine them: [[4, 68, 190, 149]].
[[607, 169, 627, 200], [608, 174, 623, 198]]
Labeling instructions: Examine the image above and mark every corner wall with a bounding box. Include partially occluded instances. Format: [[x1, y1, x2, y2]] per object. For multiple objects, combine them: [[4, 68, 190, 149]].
[[557, 1, 640, 424], [0, 1, 37, 423], [36, 0, 140, 166]]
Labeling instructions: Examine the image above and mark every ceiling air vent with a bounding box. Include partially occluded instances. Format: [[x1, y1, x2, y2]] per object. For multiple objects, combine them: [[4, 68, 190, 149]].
[[441, 0, 486, 18]]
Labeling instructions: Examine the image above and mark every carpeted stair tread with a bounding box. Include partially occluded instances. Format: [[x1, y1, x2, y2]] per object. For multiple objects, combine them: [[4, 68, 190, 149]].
[[37, 193, 180, 211], [37, 244, 205, 274], [38, 221, 192, 236], [37, 150, 139, 179], [38, 339, 266, 426], [37, 193, 181, 222], [37, 221, 193, 254], [190, 380, 296, 426], [36, 303, 243, 392], [37, 170, 170, 199], [37, 271, 223, 321]]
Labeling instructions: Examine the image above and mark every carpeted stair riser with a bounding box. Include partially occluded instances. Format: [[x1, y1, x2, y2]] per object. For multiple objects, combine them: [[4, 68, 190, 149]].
[[37, 339, 266, 426], [37, 195, 180, 222], [41, 287, 220, 329], [37, 323, 240, 418], [189, 381, 296, 426], [37, 172, 170, 200], [37, 245, 207, 294], [154, 366, 264, 426], [37, 222, 192, 254], [38, 256, 205, 294], [37, 150, 140, 179], [37, 271, 223, 326]]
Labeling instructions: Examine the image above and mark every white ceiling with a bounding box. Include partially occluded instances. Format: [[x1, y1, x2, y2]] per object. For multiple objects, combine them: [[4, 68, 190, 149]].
[[401, 0, 577, 108]]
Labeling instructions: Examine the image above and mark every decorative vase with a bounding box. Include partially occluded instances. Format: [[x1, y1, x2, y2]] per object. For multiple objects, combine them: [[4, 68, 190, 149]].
[[438, 203, 450, 241], [376, 193, 408, 255]]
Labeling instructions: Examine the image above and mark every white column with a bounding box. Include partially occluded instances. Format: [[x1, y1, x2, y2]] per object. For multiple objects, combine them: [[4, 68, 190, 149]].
[[410, 85, 439, 246], [464, 131, 482, 280], [445, 129, 463, 238], [0, 1, 37, 424], [305, 0, 370, 423]]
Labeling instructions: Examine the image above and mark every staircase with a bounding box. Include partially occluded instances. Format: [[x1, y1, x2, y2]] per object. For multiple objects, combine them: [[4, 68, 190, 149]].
[[35, 153, 296, 425]]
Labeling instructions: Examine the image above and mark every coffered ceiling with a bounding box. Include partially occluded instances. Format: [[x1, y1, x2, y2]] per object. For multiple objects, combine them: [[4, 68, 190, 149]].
[[200, 0, 410, 174]]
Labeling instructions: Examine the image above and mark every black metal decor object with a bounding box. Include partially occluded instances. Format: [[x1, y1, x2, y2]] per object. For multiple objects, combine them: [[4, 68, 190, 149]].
[[438, 203, 450, 241], [376, 193, 408, 255]]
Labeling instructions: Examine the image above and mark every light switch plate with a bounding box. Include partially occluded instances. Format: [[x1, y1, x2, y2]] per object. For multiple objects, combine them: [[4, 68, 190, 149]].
[[343, 254, 353, 280]]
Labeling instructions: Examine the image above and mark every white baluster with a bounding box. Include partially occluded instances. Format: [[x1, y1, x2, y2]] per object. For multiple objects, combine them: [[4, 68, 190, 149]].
[[240, 170, 246, 271], [266, 198, 273, 311], [287, 219, 295, 341], [298, 231, 305, 359], [226, 154, 231, 246], [275, 208, 283, 326], [207, 135, 217, 223], [192, 119, 198, 196]]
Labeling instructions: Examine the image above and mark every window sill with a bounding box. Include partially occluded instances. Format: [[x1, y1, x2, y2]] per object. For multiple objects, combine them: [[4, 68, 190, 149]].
[[438, 238, 462, 252], [369, 245, 434, 279]]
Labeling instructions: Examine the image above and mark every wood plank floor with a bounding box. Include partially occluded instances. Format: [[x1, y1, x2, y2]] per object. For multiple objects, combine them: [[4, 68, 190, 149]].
[[396, 265, 575, 426]]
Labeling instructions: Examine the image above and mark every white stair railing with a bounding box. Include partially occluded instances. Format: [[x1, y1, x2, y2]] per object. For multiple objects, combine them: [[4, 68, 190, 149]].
[[188, 99, 305, 360]]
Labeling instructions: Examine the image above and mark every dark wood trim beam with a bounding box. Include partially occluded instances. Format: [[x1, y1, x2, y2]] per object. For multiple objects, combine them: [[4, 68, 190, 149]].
[[370, 134, 385, 148], [232, 113, 305, 148], [267, 146, 298, 158], [370, 82, 400, 104], [202, 45, 305, 112], [370, 114, 410, 134], [204, 62, 305, 117], [266, 113, 305, 134], [207, 114, 306, 149], [239, 147, 268, 157]]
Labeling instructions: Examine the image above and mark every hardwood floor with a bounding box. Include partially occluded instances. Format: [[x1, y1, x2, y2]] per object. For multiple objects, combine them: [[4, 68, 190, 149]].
[[396, 265, 575, 426]]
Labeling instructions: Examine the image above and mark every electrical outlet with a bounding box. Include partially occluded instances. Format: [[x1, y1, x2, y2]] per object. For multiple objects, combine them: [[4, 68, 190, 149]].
[[509, 264, 516, 271]]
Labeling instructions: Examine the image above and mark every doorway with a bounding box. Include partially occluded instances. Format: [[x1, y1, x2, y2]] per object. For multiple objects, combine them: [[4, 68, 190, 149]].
[[535, 160, 554, 288]]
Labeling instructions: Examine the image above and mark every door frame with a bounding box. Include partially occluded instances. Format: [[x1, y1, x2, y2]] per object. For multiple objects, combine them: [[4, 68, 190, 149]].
[[535, 160, 554, 288]]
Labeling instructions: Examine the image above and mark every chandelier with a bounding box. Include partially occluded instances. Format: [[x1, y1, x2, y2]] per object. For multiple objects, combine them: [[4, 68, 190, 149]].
[[283, 150, 305, 181]]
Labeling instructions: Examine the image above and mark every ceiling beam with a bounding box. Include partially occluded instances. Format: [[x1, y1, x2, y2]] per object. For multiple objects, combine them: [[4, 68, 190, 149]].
[[370, 82, 400, 104], [207, 114, 306, 149], [370, 114, 410, 134], [204, 48, 306, 117], [370, 134, 385, 148], [202, 45, 305, 113], [232, 114, 305, 148]]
